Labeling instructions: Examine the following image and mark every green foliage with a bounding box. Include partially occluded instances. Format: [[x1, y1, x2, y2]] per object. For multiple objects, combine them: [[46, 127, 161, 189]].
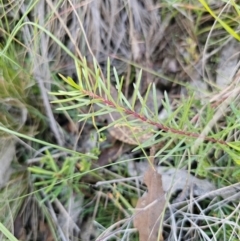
[[51, 59, 240, 172], [199, 0, 240, 41], [28, 150, 93, 202]]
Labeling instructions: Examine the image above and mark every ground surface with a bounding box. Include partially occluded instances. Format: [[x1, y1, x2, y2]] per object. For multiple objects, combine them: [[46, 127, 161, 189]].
[[0, 1, 240, 241]]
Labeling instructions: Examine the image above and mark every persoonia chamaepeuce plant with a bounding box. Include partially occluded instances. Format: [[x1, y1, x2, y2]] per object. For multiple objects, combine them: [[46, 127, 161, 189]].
[[50, 58, 240, 173], [48, 57, 240, 240]]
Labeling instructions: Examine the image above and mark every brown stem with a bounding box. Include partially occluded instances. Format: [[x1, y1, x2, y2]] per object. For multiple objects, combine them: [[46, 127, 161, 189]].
[[83, 89, 227, 146]]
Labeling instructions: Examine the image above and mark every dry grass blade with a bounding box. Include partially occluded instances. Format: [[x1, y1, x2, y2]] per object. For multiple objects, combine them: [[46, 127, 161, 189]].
[[0, 138, 15, 187], [133, 147, 165, 241]]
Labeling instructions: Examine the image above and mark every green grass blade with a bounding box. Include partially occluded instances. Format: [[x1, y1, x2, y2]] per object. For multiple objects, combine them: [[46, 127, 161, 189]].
[[0, 222, 19, 241], [199, 0, 240, 41], [0, 126, 97, 159]]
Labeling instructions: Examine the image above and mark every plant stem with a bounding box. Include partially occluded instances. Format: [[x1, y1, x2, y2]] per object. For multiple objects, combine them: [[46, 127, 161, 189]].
[[83, 89, 227, 146]]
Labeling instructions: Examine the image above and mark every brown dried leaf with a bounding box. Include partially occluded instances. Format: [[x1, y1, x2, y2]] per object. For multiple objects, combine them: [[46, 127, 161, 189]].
[[98, 142, 131, 166], [109, 124, 153, 145], [133, 166, 165, 241]]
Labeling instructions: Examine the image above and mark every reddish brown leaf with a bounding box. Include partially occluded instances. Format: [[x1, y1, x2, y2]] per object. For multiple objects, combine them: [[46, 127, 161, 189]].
[[133, 165, 165, 241]]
